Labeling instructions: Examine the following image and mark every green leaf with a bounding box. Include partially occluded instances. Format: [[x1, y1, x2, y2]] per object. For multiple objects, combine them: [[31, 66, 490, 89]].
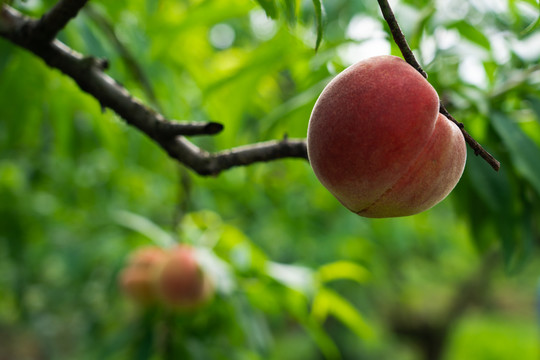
[[312, 0, 324, 50], [465, 149, 512, 213], [267, 261, 315, 295], [260, 78, 328, 136], [112, 210, 176, 248], [528, 97, 540, 124], [255, 0, 278, 19], [521, 0, 540, 35], [317, 260, 370, 284], [491, 112, 540, 195], [449, 20, 491, 50], [300, 317, 341, 360], [282, 0, 298, 24], [312, 288, 373, 340]]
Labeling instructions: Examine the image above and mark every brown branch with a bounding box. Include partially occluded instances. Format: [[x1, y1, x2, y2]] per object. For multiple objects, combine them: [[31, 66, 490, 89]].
[[156, 121, 224, 137], [0, 4, 307, 176], [439, 105, 500, 169], [376, 0, 501, 172], [376, 0, 426, 78], [30, 0, 90, 43], [163, 137, 307, 176]]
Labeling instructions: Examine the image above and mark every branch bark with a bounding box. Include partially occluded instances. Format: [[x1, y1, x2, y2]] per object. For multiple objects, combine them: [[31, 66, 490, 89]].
[[30, 0, 90, 43], [376, 0, 501, 172], [0, 4, 308, 176]]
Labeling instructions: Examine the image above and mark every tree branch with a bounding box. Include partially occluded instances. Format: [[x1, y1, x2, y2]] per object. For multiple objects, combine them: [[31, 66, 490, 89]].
[[0, 4, 307, 176], [30, 0, 90, 43], [376, 0, 501, 172]]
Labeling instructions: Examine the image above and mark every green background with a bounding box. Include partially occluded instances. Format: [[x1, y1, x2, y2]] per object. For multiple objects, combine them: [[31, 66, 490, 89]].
[[1, 0, 540, 359]]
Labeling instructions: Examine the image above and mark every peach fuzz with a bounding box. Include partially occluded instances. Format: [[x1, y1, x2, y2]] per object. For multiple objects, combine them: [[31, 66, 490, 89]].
[[307, 55, 466, 218]]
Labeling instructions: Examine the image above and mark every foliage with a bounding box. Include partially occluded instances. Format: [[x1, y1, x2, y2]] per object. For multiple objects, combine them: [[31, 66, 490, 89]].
[[1, 0, 540, 359]]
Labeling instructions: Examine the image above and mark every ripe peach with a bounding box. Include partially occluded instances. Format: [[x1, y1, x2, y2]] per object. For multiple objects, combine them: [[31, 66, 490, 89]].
[[119, 246, 168, 304], [157, 245, 213, 309], [307, 55, 466, 218]]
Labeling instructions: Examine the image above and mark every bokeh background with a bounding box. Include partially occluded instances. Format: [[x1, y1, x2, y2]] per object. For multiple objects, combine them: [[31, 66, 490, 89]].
[[1, 0, 540, 359]]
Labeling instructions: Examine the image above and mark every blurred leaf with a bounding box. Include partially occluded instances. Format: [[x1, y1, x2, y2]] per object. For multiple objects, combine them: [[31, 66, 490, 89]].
[[312, 0, 324, 50], [260, 78, 327, 136], [465, 151, 512, 213], [181, 210, 224, 247], [312, 288, 373, 340], [196, 247, 236, 294], [112, 210, 176, 248], [521, 0, 540, 35], [216, 224, 268, 274], [255, 0, 278, 19], [528, 97, 540, 123], [300, 316, 341, 360], [491, 112, 540, 195], [283, 0, 298, 24], [449, 20, 491, 50], [409, 5, 436, 50], [232, 294, 273, 356], [317, 260, 370, 284], [267, 261, 315, 295]]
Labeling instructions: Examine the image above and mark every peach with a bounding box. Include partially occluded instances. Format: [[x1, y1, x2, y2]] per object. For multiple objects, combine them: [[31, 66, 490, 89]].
[[119, 246, 168, 304], [157, 245, 214, 309], [307, 55, 466, 218]]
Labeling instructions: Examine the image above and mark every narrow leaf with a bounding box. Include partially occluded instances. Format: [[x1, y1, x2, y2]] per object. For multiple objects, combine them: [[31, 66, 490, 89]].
[[317, 261, 370, 284], [113, 210, 176, 248], [313, 288, 373, 340], [449, 20, 491, 50], [312, 0, 324, 50], [521, 0, 540, 35]]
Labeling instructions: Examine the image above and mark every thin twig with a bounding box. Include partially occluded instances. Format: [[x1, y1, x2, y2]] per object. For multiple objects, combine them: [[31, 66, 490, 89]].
[[376, 0, 427, 78], [439, 105, 500, 168], [0, 4, 307, 176], [376, 0, 501, 172], [155, 121, 224, 137]]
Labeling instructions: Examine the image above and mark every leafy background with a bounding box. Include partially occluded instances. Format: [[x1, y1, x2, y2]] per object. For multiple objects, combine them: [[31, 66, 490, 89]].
[[1, 0, 540, 359]]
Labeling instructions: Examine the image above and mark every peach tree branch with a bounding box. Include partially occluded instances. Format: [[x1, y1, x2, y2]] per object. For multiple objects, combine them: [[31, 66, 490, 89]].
[[31, 0, 90, 43], [376, 0, 501, 172], [0, 4, 307, 176]]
